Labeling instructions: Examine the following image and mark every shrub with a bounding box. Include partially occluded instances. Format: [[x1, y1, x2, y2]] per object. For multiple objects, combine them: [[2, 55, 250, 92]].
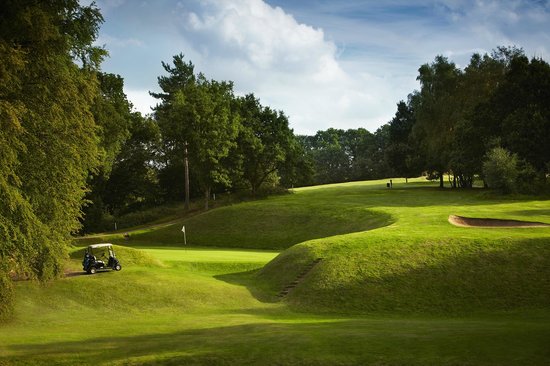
[[482, 147, 519, 193]]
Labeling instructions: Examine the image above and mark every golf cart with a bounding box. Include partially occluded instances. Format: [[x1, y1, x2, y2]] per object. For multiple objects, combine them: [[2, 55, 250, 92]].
[[82, 243, 122, 274]]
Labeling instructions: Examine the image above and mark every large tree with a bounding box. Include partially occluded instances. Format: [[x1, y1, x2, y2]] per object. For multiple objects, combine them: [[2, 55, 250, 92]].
[[82, 72, 134, 232], [0, 0, 106, 319], [386, 99, 423, 182], [413, 56, 462, 187], [153, 55, 239, 209], [236, 94, 295, 195]]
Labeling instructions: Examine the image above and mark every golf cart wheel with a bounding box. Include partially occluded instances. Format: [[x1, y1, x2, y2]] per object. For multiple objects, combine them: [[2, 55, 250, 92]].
[[114, 264, 122, 271], [88, 267, 96, 275]]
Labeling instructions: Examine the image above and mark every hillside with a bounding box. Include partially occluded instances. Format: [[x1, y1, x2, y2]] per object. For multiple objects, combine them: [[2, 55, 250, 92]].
[[3, 178, 550, 365], [81, 178, 550, 314]]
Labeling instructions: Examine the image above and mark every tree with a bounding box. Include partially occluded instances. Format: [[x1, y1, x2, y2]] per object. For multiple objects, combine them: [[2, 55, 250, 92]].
[[153, 55, 239, 209], [472, 49, 550, 184], [236, 94, 295, 195], [296, 127, 393, 185], [305, 129, 352, 184], [81, 113, 161, 233], [92, 72, 133, 173], [82, 72, 134, 231], [386, 99, 423, 182], [483, 147, 519, 193], [0, 0, 106, 318], [413, 56, 462, 187], [278, 136, 315, 188]]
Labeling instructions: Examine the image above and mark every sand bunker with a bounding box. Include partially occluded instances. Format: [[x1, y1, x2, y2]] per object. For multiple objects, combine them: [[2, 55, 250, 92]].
[[448, 215, 550, 228]]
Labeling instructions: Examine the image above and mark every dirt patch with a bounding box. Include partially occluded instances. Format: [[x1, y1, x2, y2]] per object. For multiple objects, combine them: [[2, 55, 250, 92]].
[[64, 270, 86, 278], [448, 215, 550, 228]]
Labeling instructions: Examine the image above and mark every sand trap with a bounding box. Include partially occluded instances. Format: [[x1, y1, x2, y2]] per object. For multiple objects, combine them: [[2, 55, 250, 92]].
[[448, 215, 550, 228]]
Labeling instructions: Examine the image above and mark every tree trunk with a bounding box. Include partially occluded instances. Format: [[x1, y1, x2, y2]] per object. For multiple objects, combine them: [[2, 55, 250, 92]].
[[405, 177, 408, 184], [439, 173, 444, 188], [184, 143, 190, 211], [204, 186, 210, 210], [251, 182, 257, 198]]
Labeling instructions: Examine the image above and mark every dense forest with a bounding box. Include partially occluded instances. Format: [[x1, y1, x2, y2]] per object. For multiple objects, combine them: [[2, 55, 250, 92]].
[[1, 1, 549, 319]]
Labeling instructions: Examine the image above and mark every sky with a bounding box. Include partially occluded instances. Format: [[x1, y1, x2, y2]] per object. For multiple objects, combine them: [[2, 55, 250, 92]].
[[93, 0, 550, 135]]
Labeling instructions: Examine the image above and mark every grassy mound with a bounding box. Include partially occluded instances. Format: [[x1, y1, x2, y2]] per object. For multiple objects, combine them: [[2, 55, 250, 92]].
[[115, 198, 393, 249], [5, 246, 549, 365], [252, 179, 550, 314], [68, 245, 163, 268], [257, 235, 550, 314], [75, 178, 550, 315], [17, 248, 273, 321]]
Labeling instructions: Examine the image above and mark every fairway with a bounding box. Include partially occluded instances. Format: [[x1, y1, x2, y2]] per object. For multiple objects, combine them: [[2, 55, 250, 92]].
[[2, 179, 550, 365]]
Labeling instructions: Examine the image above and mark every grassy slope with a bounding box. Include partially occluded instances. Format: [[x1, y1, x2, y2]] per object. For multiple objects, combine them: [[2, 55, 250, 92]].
[[76, 193, 392, 249], [2, 248, 549, 365], [2, 178, 550, 365], [87, 177, 550, 314], [256, 179, 550, 313]]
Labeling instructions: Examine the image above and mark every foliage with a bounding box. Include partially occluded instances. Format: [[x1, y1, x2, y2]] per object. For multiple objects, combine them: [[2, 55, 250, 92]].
[[153, 55, 240, 209], [482, 147, 519, 193], [82, 112, 162, 233], [386, 100, 423, 181], [278, 136, 315, 188], [0, 0, 109, 320], [297, 127, 392, 185], [413, 55, 461, 187], [383, 46, 549, 193], [91, 72, 133, 173], [235, 94, 295, 195]]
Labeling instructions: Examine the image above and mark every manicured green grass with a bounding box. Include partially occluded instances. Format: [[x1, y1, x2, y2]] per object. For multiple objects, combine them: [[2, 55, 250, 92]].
[[249, 178, 550, 313], [2, 177, 550, 364], [2, 248, 549, 365]]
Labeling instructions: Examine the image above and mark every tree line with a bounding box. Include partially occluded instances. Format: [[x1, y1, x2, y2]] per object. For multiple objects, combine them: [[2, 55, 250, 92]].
[[298, 47, 550, 192], [83, 45, 550, 235], [398, 47, 550, 192]]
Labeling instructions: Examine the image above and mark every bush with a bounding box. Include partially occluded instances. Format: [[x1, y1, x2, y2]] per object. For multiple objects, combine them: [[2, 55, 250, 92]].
[[482, 147, 519, 193]]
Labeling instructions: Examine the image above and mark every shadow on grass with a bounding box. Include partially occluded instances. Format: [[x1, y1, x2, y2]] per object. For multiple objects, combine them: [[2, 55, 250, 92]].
[[508, 208, 550, 217], [3, 316, 550, 365], [215, 269, 277, 303]]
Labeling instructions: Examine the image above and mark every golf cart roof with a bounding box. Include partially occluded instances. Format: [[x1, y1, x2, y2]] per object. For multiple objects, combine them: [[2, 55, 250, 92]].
[[88, 243, 113, 249]]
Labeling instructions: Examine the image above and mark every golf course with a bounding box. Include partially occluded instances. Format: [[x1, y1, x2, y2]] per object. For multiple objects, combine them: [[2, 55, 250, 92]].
[[1, 178, 549, 365]]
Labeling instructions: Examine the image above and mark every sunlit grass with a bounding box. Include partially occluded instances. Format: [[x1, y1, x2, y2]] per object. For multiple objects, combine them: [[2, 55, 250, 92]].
[[3, 177, 550, 364]]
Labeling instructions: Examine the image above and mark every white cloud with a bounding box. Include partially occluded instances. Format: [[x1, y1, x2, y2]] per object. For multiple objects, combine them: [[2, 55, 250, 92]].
[[96, 0, 550, 135], [125, 88, 157, 116], [172, 0, 394, 134]]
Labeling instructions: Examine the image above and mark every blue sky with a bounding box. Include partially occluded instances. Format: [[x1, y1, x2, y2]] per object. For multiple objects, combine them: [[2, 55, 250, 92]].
[[93, 0, 550, 134]]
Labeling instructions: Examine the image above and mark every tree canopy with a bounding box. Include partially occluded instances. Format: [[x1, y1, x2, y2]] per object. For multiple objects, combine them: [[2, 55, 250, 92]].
[[0, 0, 107, 318]]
